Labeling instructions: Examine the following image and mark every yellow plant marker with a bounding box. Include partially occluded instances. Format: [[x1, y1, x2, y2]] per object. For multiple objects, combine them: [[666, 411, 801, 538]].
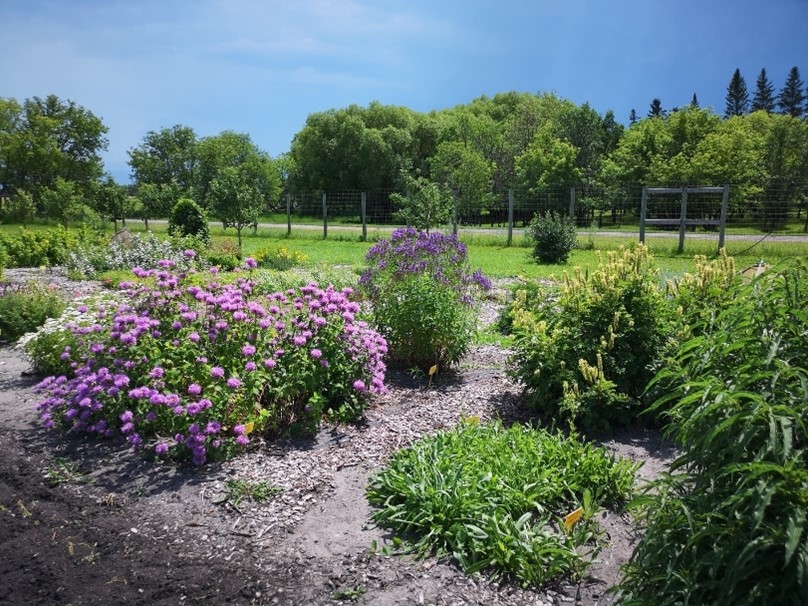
[[563, 507, 583, 531], [428, 364, 438, 388], [465, 415, 480, 425], [243, 421, 254, 435]]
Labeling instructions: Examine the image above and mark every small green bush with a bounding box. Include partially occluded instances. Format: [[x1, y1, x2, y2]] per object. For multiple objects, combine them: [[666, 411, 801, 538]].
[[367, 420, 638, 587], [204, 239, 241, 271], [0, 227, 78, 268], [528, 210, 578, 264], [509, 244, 677, 432], [617, 259, 808, 605], [358, 227, 491, 373], [168, 198, 209, 242], [0, 282, 66, 342]]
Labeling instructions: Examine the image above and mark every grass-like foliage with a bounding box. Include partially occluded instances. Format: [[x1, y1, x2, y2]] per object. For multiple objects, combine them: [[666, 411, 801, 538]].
[[616, 259, 808, 605], [528, 210, 578, 264], [509, 244, 678, 432], [367, 420, 638, 587], [359, 227, 491, 372], [28, 258, 387, 465], [0, 281, 66, 342]]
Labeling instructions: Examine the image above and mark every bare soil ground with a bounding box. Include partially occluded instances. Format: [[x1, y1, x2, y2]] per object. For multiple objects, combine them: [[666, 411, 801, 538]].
[[0, 274, 675, 605]]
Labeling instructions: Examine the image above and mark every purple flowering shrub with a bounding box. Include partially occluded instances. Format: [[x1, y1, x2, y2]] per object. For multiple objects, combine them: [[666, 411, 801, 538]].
[[358, 228, 491, 372], [33, 258, 387, 465]]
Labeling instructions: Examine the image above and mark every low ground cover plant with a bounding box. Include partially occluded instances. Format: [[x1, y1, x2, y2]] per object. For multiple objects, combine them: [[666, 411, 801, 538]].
[[359, 227, 491, 372], [0, 281, 66, 342], [29, 259, 387, 464], [616, 259, 808, 605], [367, 420, 638, 587]]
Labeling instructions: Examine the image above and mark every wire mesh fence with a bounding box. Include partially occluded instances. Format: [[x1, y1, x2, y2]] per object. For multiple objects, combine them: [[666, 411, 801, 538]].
[[276, 184, 808, 238]]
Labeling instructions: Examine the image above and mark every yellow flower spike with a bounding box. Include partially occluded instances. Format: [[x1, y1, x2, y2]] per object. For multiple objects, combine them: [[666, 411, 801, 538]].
[[564, 507, 583, 531]]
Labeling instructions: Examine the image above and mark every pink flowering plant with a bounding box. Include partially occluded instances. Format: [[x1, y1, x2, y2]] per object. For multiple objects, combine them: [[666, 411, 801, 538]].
[[359, 227, 491, 372], [32, 258, 387, 465]]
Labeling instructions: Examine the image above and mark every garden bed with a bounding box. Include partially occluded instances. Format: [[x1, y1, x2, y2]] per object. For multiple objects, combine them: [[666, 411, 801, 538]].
[[0, 271, 674, 605]]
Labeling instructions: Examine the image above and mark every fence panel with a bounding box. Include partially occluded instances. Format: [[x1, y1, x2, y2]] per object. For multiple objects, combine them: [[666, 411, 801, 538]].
[[277, 184, 807, 237]]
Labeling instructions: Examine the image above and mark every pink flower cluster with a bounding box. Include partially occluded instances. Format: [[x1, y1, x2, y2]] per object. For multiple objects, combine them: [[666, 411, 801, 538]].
[[35, 262, 387, 465]]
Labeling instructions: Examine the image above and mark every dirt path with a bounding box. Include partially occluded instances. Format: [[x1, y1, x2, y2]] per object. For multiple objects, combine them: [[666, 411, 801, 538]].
[[1, 323, 674, 605]]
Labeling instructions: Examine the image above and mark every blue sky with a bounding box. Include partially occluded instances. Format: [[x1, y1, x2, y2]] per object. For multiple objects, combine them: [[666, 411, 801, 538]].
[[2, 0, 807, 183]]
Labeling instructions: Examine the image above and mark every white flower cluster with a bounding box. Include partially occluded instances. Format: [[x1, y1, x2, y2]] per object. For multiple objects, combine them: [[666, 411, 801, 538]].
[[65, 232, 206, 278]]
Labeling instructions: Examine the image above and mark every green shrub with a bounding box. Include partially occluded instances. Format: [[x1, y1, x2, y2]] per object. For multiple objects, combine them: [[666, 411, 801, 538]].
[[0, 227, 78, 268], [168, 198, 209, 242], [358, 227, 491, 373], [509, 244, 677, 432], [204, 238, 241, 271], [0, 282, 66, 342], [528, 210, 578, 264], [367, 420, 638, 587], [617, 259, 808, 605]]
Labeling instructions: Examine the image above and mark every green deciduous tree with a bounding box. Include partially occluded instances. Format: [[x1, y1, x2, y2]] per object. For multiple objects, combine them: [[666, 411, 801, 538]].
[[196, 131, 280, 214], [289, 102, 418, 193], [40, 177, 85, 226], [430, 140, 495, 225], [136, 181, 183, 229], [390, 172, 452, 232], [3, 189, 36, 227], [128, 125, 198, 194], [208, 166, 261, 252], [515, 125, 582, 194], [92, 176, 132, 231], [0, 95, 107, 206], [724, 68, 749, 117]]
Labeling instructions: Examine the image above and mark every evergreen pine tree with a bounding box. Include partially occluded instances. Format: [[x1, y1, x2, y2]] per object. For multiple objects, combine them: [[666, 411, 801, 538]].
[[690, 93, 699, 108], [629, 108, 637, 125], [724, 68, 749, 117], [751, 68, 776, 112], [647, 98, 664, 118], [778, 66, 805, 117]]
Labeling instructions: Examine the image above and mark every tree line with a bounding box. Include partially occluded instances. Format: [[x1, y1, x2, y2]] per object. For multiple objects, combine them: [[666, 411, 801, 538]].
[[1, 65, 807, 231]]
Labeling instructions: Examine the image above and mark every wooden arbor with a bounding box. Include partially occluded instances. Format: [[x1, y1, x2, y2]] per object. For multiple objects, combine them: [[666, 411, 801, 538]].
[[639, 185, 729, 253]]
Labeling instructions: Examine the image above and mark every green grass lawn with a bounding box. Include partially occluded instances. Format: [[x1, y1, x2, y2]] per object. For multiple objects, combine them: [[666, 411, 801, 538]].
[[4, 219, 806, 282]]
